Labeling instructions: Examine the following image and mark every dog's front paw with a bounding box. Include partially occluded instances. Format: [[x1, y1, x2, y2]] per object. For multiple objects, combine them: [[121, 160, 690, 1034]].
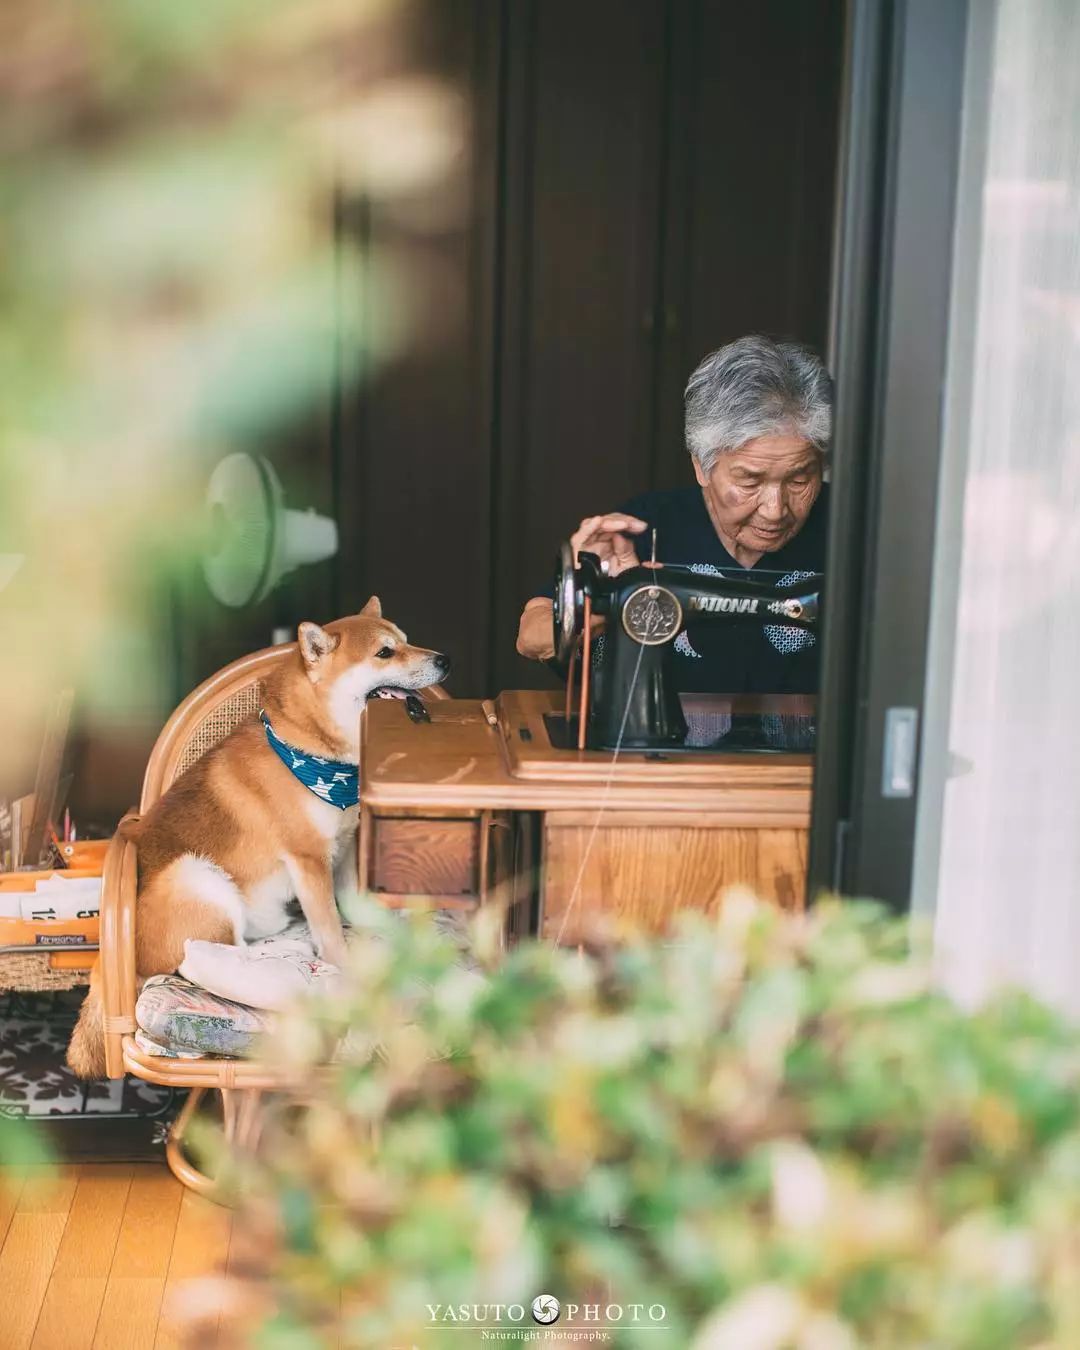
[[316, 935, 349, 969]]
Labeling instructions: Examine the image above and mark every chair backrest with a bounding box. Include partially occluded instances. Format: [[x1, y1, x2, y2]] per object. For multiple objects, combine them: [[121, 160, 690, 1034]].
[[140, 644, 287, 811], [139, 642, 448, 813]]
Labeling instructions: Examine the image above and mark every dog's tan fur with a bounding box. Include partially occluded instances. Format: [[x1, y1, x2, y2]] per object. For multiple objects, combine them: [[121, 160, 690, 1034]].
[[67, 598, 448, 1079]]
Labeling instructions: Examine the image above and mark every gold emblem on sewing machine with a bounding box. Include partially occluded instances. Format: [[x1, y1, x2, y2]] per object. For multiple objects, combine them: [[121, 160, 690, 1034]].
[[621, 584, 683, 645]]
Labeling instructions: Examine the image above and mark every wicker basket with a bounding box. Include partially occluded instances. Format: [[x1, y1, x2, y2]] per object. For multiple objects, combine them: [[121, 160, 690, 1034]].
[[0, 949, 94, 993]]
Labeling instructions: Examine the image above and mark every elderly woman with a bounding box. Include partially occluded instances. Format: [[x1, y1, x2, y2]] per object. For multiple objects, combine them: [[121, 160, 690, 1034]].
[[516, 334, 833, 693]]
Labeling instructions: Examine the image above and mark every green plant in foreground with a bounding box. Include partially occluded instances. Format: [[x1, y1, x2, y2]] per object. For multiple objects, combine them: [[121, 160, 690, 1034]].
[[205, 897, 1080, 1349]]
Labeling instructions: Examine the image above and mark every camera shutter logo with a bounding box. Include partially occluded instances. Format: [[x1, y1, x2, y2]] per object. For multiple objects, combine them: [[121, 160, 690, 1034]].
[[531, 1295, 560, 1325]]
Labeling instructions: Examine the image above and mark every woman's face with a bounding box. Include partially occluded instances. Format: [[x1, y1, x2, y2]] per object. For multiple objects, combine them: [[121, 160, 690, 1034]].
[[694, 433, 823, 559]]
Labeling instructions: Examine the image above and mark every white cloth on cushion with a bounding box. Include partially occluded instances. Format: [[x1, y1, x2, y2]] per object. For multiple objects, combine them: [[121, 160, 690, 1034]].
[[179, 928, 343, 1011]]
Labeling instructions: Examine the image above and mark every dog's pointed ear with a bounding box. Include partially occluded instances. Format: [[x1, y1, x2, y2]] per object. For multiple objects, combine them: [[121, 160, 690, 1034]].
[[297, 621, 339, 674], [359, 595, 382, 619]]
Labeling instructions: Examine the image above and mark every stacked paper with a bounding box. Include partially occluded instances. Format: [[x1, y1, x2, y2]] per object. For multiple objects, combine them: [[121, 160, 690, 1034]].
[[0, 875, 102, 921]]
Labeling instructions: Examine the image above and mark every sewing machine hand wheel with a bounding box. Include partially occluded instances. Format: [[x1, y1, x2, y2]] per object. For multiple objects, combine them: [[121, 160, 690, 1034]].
[[553, 539, 584, 666]]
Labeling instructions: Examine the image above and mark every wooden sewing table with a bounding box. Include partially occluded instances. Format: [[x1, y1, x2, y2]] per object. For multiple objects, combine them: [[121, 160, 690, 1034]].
[[358, 690, 813, 943]]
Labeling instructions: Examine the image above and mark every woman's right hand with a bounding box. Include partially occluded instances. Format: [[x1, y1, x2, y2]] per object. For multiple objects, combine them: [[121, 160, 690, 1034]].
[[515, 512, 648, 662], [569, 513, 648, 576]]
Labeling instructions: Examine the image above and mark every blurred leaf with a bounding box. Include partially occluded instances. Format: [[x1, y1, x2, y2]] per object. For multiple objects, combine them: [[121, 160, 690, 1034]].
[[0, 1116, 54, 1174]]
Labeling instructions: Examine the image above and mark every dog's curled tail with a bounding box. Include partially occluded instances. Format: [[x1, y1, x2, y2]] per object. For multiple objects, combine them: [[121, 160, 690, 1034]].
[[66, 976, 108, 1080], [117, 814, 143, 843]]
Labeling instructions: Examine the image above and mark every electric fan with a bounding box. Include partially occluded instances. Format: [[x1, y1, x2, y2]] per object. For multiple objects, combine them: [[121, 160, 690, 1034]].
[[201, 453, 338, 607]]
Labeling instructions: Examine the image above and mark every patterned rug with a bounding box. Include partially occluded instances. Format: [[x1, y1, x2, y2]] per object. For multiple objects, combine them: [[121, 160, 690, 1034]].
[[0, 990, 182, 1159]]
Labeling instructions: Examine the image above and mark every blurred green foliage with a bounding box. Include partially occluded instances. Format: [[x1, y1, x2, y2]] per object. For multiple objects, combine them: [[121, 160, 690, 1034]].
[[206, 897, 1080, 1348], [0, 0, 435, 783], [0, 1114, 55, 1174]]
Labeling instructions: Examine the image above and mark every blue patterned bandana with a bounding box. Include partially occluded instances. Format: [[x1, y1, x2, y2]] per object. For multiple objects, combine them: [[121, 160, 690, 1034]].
[[260, 711, 358, 810]]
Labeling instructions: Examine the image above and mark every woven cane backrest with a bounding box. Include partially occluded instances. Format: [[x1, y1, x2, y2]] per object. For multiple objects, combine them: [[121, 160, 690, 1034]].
[[170, 680, 264, 784], [139, 645, 291, 813]]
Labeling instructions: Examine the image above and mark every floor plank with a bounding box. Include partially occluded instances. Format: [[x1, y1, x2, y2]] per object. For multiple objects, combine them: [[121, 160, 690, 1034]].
[[155, 1190, 232, 1349], [0, 1172, 27, 1250], [0, 1165, 256, 1350], [108, 1165, 183, 1279], [26, 1165, 136, 1349], [163, 1188, 232, 1283], [0, 1166, 78, 1350], [89, 1167, 182, 1350], [14, 1166, 80, 1216], [30, 1277, 108, 1350], [52, 1165, 134, 1278], [0, 1212, 71, 1350], [92, 1276, 166, 1350]]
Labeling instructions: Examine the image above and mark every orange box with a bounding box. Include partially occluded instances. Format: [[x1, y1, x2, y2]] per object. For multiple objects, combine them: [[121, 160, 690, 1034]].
[[48, 951, 98, 971], [0, 916, 99, 949]]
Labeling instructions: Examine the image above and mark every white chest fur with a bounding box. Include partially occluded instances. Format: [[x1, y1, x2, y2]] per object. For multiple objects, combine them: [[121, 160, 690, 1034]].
[[303, 794, 358, 858], [240, 797, 358, 940]]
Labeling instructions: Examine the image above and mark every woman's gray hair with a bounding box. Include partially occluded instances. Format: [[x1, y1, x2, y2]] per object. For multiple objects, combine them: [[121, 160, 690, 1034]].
[[684, 335, 833, 474]]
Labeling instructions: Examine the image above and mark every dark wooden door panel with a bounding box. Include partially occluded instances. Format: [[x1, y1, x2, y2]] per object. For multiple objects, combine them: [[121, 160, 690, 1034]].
[[653, 0, 844, 489], [334, 0, 500, 698], [490, 0, 668, 694]]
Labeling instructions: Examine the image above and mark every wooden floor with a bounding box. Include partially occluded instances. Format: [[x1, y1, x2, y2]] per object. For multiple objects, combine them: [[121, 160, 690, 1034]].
[[0, 1164, 233, 1350]]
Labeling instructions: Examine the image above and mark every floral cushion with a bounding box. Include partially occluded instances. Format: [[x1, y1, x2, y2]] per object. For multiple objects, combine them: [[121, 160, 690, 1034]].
[[133, 1027, 205, 1060], [135, 973, 268, 1058]]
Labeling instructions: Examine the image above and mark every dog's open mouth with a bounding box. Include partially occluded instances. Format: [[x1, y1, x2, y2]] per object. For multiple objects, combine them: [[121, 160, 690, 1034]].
[[366, 685, 430, 723]]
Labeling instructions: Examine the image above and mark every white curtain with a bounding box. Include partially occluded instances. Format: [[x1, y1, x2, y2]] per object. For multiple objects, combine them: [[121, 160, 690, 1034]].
[[916, 0, 1080, 1015]]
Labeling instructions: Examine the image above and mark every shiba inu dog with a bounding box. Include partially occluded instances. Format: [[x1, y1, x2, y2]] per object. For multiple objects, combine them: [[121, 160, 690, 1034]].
[[67, 598, 449, 1078]]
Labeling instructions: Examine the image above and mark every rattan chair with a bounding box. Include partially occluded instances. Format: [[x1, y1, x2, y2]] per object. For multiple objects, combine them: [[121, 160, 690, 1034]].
[[97, 640, 448, 1195]]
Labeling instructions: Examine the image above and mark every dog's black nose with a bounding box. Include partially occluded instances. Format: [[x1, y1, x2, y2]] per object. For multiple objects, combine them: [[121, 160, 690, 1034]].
[[433, 652, 451, 676]]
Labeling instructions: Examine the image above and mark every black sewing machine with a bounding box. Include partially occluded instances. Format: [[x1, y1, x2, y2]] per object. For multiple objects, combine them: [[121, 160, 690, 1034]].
[[552, 539, 822, 751]]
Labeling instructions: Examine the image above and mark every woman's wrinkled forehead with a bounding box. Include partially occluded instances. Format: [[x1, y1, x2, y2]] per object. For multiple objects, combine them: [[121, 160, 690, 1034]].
[[720, 434, 821, 476]]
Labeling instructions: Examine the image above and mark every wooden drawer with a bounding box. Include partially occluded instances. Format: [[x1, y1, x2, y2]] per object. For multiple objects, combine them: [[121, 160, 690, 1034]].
[[370, 816, 480, 902], [541, 814, 807, 942]]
